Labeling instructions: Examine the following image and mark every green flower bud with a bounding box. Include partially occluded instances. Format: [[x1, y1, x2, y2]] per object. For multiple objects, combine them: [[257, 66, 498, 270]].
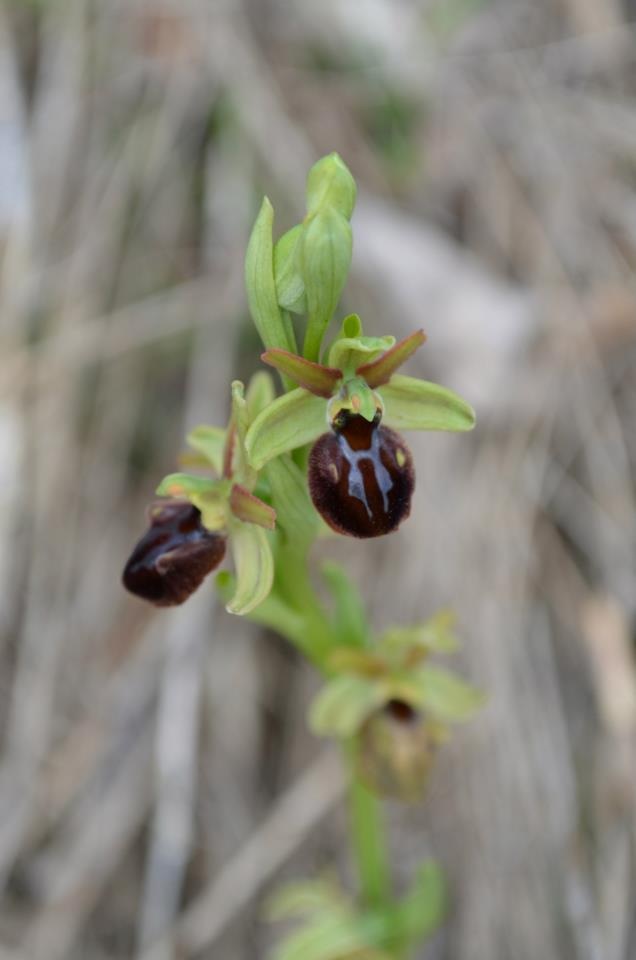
[[306, 152, 356, 220], [301, 207, 352, 361]]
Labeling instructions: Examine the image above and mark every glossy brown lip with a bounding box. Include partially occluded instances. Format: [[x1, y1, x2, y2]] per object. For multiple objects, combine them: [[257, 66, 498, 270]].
[[308, 411, 414, 538], [122, 501, 226, 606]]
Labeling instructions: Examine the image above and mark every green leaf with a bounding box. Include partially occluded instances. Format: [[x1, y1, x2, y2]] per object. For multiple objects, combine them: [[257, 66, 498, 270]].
[[309, 675, 385, 738], [229, 484, 276, 529], [185, 426, 226, 474], [409, 665, 484, 722], [322, 562, 369, 649], [356, 330, 426, 388], [262, 349, 341, 398], [266, 454, 318, 547], [246, 371, 276, 420], [386, 861, 446, 946], [306, 153, 357, 221], [156, 472, 217, 498], [301, 208, 352, 361], [328, 335, 395, 375], [245, 388, 327, 471], [274, 224, 307, 314], [226, 518, 274, 615], [245, 198, 297, 359], [379, 374, 475, 432]]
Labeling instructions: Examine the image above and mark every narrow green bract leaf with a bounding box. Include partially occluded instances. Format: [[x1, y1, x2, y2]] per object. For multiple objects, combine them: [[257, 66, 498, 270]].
[[309, 675, 385, 738], [386, 861, 446, 946], [274, 224, 307, 314], [226, 519, 274, 615], [245, 388, 327, 471], [380, 374, 476, 432], [245, 197, 297, 354], [301, 208, 352, 362], [356, 330, 427, 388], [156, 472, 217, 498], [186, 426, 225, 475], [322, 562, 369, 649], [262, 349, 341, 398], [409, 665, 484, 721]]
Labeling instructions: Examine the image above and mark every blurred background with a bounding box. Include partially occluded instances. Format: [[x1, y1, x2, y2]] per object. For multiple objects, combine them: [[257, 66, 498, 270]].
[[1, 0, 636, 957]]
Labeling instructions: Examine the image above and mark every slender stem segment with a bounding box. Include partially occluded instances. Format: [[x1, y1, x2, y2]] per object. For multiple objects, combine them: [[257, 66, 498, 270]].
[[348, 746, 391, 909]]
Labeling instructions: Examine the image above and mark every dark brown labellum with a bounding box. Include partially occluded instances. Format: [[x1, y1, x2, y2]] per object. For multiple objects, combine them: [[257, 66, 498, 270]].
[[308, 411, 414, 538], [122, 501, 226, 606]]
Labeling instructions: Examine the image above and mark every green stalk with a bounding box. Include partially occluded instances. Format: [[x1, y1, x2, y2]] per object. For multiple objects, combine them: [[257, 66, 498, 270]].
[[348, 746, 391, 909]]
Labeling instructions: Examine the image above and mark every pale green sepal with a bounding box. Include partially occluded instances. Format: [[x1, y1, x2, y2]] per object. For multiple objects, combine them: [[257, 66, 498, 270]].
[[225, 518, 274, 615], [380, 374, 476, 432], [186, 425, 225, 475], [379, 610, 459, 658], [246, 371, 276, 420], [321, 562, 369, 649], [306, 152, 357, 220], [156, 472, 217, 498], [328, 335, 395, 375], [245, 197, 297, 355], [272, 912, 382, 960], [309, 675, 386, 739], [301, 208, 352, 362], [408, 665, 484, 722], [266, 880, 342, 922], [274, 224, 307, 314], [266, 454, 318, 547], [245, 388, 327, 471]]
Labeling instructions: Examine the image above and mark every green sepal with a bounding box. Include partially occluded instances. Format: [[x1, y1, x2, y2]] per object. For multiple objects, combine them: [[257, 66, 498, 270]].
[[309, 675, 386, 739], [378, 610, 459, 659], [301, 208, 352, 361], [156, 472, 218, 499], [186, 425, 225, 475], [379, 374, 475, 432], [266, 879, 343, 922], [246, 370, 276, 420], [266, 454, 318, 548], [225, 517, 274, 615], [385, 861, 446, 947], [274, 224, 307, 314], [245, 388, 327, 471], [262, 349, 341, 398], [328, 334, 395, 375], [245, 197, 297, 358], [321, 562, 369, 649], [407, 665, 484, 722], [356, 329, 426, 388], [229, 484, 276, 530], [270, 911, 384, 960], [306, 152, 357, 221]]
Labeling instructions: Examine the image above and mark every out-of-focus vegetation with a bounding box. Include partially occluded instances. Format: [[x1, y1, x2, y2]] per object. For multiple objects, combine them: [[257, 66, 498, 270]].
[[0, 1, 635, 958]]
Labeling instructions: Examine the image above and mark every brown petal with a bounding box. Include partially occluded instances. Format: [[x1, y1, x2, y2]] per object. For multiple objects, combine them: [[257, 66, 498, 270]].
[[122, 501, 226, 606]]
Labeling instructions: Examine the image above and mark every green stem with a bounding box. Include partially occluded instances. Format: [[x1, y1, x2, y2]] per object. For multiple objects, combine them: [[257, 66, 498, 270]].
[[348, 746, 391, 909]]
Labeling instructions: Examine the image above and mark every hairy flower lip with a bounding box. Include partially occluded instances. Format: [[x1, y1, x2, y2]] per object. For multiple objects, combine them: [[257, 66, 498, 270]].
[[122, 500, 226, 607], [308, 412, 414, 539]]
